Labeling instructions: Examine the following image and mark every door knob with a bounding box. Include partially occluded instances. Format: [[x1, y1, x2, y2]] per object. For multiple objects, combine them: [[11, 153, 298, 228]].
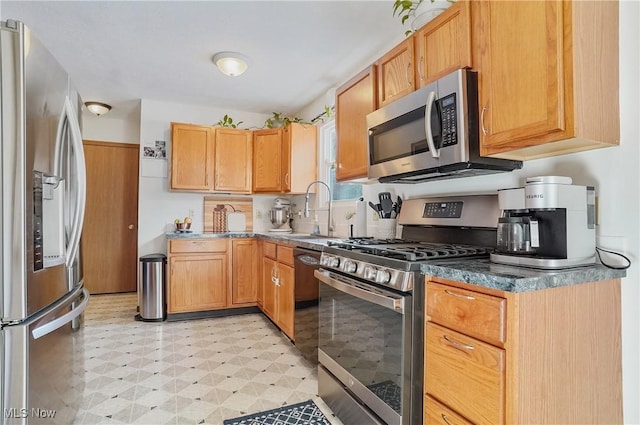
[[128, 224, 134, 230]]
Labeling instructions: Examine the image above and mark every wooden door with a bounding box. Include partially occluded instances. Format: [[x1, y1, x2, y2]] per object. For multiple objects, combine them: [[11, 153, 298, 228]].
[[335, 66, 377, 181], [262, 256, 277, 320], [231, 239, 259, 305], [214, 128, 252, 193], [474, 1, 566, 153], [82, 141, 139, 294], [252, 128, 282, 192], [376, 37, 415, 107], [414, 0, 472, 87], [277, 262, 295, 340], [168, 254, 228, 313], [170, 123, 213, 190]]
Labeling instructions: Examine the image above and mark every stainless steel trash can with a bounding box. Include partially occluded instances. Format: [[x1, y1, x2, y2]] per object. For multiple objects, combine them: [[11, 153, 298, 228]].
[[136, 253, 166, 322]]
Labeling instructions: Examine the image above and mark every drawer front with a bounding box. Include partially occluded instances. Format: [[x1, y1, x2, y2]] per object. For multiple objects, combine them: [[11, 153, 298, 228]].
[[425, 322, 505, 425], [426, 281, 506, 346], [424, 395, 473, 425], [263, 242, 277, 259], [277, 245, 294, 267], [170, 238, 228, 253]]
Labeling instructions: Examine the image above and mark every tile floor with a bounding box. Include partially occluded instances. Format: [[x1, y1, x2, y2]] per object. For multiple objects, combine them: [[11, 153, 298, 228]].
[[74, 293, 342, 425]]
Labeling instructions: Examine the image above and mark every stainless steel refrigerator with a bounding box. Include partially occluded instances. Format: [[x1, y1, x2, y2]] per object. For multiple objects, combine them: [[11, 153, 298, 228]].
[[1, 20, 89, 424]]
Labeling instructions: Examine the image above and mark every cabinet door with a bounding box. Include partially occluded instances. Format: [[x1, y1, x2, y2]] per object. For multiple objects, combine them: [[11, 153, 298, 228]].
[[284, 123, 318, 194], [231, 239, 259, 305], [170, 123, 213, 190], [335, 66, 377, 181], [253, 128, 283, 192], [214, 128, 252, 193], [262, 256, 277, 321], [168, 254, 228, 313], [414, 0, 471, 88], [277, 263, 295, 340], [474, 1, 566, 153], [376, 37, 415, 107]]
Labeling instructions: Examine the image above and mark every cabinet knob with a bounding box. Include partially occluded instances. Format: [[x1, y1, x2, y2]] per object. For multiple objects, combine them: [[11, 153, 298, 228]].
[[128, 224, 135, 230]]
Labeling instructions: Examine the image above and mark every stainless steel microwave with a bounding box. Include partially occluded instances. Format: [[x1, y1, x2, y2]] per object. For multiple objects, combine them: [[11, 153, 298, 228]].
[[366, 68, 521, 183]]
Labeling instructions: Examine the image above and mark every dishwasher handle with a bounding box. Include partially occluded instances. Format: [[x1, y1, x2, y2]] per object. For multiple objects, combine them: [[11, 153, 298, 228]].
[[297, 254, 320, 266]]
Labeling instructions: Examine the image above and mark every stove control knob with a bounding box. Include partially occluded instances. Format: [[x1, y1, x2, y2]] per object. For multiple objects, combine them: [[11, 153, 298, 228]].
[[343, 260, 357, 273], [376, 269, 392, 284], [327, 256, 340, 268], [363, 266, 378, 280]]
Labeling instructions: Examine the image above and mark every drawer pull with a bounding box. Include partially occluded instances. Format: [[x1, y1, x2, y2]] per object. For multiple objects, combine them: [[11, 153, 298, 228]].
[[444, 334, 474, 351], [444, 289, 475, 300], [441, 413, 453, 425]]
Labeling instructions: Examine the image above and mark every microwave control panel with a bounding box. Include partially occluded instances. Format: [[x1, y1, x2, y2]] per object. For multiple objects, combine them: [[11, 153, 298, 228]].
[[439, 93, 458, 147]]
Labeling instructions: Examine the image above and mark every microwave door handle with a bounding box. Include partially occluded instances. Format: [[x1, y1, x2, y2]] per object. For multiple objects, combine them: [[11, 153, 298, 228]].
[[424, 91, 440, 158]]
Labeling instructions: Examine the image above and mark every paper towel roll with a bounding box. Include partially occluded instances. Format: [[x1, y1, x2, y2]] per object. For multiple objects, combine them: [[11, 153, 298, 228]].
[[354, 197, 367, 237]]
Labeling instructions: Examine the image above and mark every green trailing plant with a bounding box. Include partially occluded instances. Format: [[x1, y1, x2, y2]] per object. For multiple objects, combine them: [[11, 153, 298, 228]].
[[216, 114, 243, 128], [264, 112, 306, 129], [393, 0, 454, 36]]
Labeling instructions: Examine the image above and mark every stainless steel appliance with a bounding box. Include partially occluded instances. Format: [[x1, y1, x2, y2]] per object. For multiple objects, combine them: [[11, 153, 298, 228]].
[[293, 247, 321, 365], [1, 20, 89, 424], [316, 195, 499, 425], [268, 197, 293, 233], [366, 68, 522, 183], [491, 176, 596, 269]]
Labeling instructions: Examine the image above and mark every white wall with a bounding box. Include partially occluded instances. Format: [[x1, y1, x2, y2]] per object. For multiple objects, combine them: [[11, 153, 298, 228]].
[[82, 102, 141, 144], [137, 99, 274, 256]]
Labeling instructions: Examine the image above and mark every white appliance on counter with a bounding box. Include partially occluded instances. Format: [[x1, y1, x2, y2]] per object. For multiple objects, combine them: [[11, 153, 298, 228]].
[[1, 20, 89, 424]]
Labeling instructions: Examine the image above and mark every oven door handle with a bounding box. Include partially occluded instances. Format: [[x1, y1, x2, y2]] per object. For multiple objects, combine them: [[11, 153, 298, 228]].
[[315, 269, 405, 313]]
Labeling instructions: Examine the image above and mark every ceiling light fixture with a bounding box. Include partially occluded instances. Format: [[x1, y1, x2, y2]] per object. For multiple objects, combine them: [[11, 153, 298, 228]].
[[212, 52, 250, 77], [85, 101, 112, 116]]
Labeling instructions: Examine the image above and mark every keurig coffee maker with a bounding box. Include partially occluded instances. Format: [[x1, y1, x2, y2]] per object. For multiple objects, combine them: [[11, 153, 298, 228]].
[[490, 176, 596, 269]]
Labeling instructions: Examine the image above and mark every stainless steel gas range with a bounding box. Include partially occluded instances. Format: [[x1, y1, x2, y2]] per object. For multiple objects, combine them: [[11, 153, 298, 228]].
[[316, 195, 500, 425]]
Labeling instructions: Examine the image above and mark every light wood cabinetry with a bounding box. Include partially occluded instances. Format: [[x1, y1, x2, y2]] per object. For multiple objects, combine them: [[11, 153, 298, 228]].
[[261, 241, 295, 340], [473, 0, 619, 160], [170, 123, 252, 193], [335, 66, 377, 182], [230, 238, 259, 305], [252, 124, 317, 194], [214, 128, 252, 193], [167, 239, 228, 313], [170, 123, 213, 191], [424, 277, 622, 424], [376, 37, 415, 107], [414, 0, 472, 88]]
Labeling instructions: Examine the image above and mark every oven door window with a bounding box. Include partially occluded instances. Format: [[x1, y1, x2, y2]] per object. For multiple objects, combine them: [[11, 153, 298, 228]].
[[369, 104, 442, 165], [319, 280, 408, 416]]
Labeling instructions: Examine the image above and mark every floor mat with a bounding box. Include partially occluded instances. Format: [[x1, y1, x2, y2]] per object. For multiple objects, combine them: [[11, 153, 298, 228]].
[[223, 400, 331, 425]]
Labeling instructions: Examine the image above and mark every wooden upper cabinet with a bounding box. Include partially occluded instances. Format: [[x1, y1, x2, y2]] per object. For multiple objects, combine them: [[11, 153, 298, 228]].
[[414, 0, 472, 88], [253, 124, 317, 194], [170, 123, 213, 190], [474, 0, 619, 160], [283, 123, 317, 194], [335, 66, 377, 182], [214, 128, 252, 193], [376, 37, 415, 107], [253, 128, 283, 192]]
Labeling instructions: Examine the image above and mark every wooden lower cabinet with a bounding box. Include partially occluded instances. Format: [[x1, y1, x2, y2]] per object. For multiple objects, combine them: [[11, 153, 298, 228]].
[[261, 242, 295, 340], [167, 238, 260, 314], [231, 238, 259, 305], [424, 277, 623, 424]]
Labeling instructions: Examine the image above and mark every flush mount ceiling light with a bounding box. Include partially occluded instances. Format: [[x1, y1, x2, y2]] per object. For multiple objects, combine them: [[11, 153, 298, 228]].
[[212, 52, 250, 77], [85, 101, 112, 116]]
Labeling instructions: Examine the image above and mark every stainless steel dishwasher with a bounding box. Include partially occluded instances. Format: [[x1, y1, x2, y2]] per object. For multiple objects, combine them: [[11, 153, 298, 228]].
[[293, 247, 321, 365]]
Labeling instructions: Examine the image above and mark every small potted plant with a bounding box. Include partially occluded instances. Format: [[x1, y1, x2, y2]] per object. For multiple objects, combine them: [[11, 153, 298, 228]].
[[215, 114, 244, 128], [393, 0, 452, 36], [264, 112, 305, 129]]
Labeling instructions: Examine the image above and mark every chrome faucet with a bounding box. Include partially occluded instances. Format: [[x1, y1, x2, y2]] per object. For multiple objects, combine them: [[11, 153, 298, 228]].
[[304, 180, 333, 237]]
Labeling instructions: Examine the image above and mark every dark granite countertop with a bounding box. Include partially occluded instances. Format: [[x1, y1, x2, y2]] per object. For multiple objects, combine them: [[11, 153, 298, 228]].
[[165, 231, 336, 251], [421, 258, 626, 293]]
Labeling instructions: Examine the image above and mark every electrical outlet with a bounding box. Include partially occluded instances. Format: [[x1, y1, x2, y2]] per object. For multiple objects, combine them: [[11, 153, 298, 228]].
[[189, 209, 195, 219], [256, 210, 263, 219]]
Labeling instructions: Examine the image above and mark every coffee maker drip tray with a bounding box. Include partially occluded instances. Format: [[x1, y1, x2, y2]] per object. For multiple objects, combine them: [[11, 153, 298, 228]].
[[490, 253, 596, 270]]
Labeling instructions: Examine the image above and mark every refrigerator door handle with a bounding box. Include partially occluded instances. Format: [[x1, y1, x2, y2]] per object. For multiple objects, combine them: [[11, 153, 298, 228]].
[[54, 96, 87, 268], [31, 287, 89, 339]]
